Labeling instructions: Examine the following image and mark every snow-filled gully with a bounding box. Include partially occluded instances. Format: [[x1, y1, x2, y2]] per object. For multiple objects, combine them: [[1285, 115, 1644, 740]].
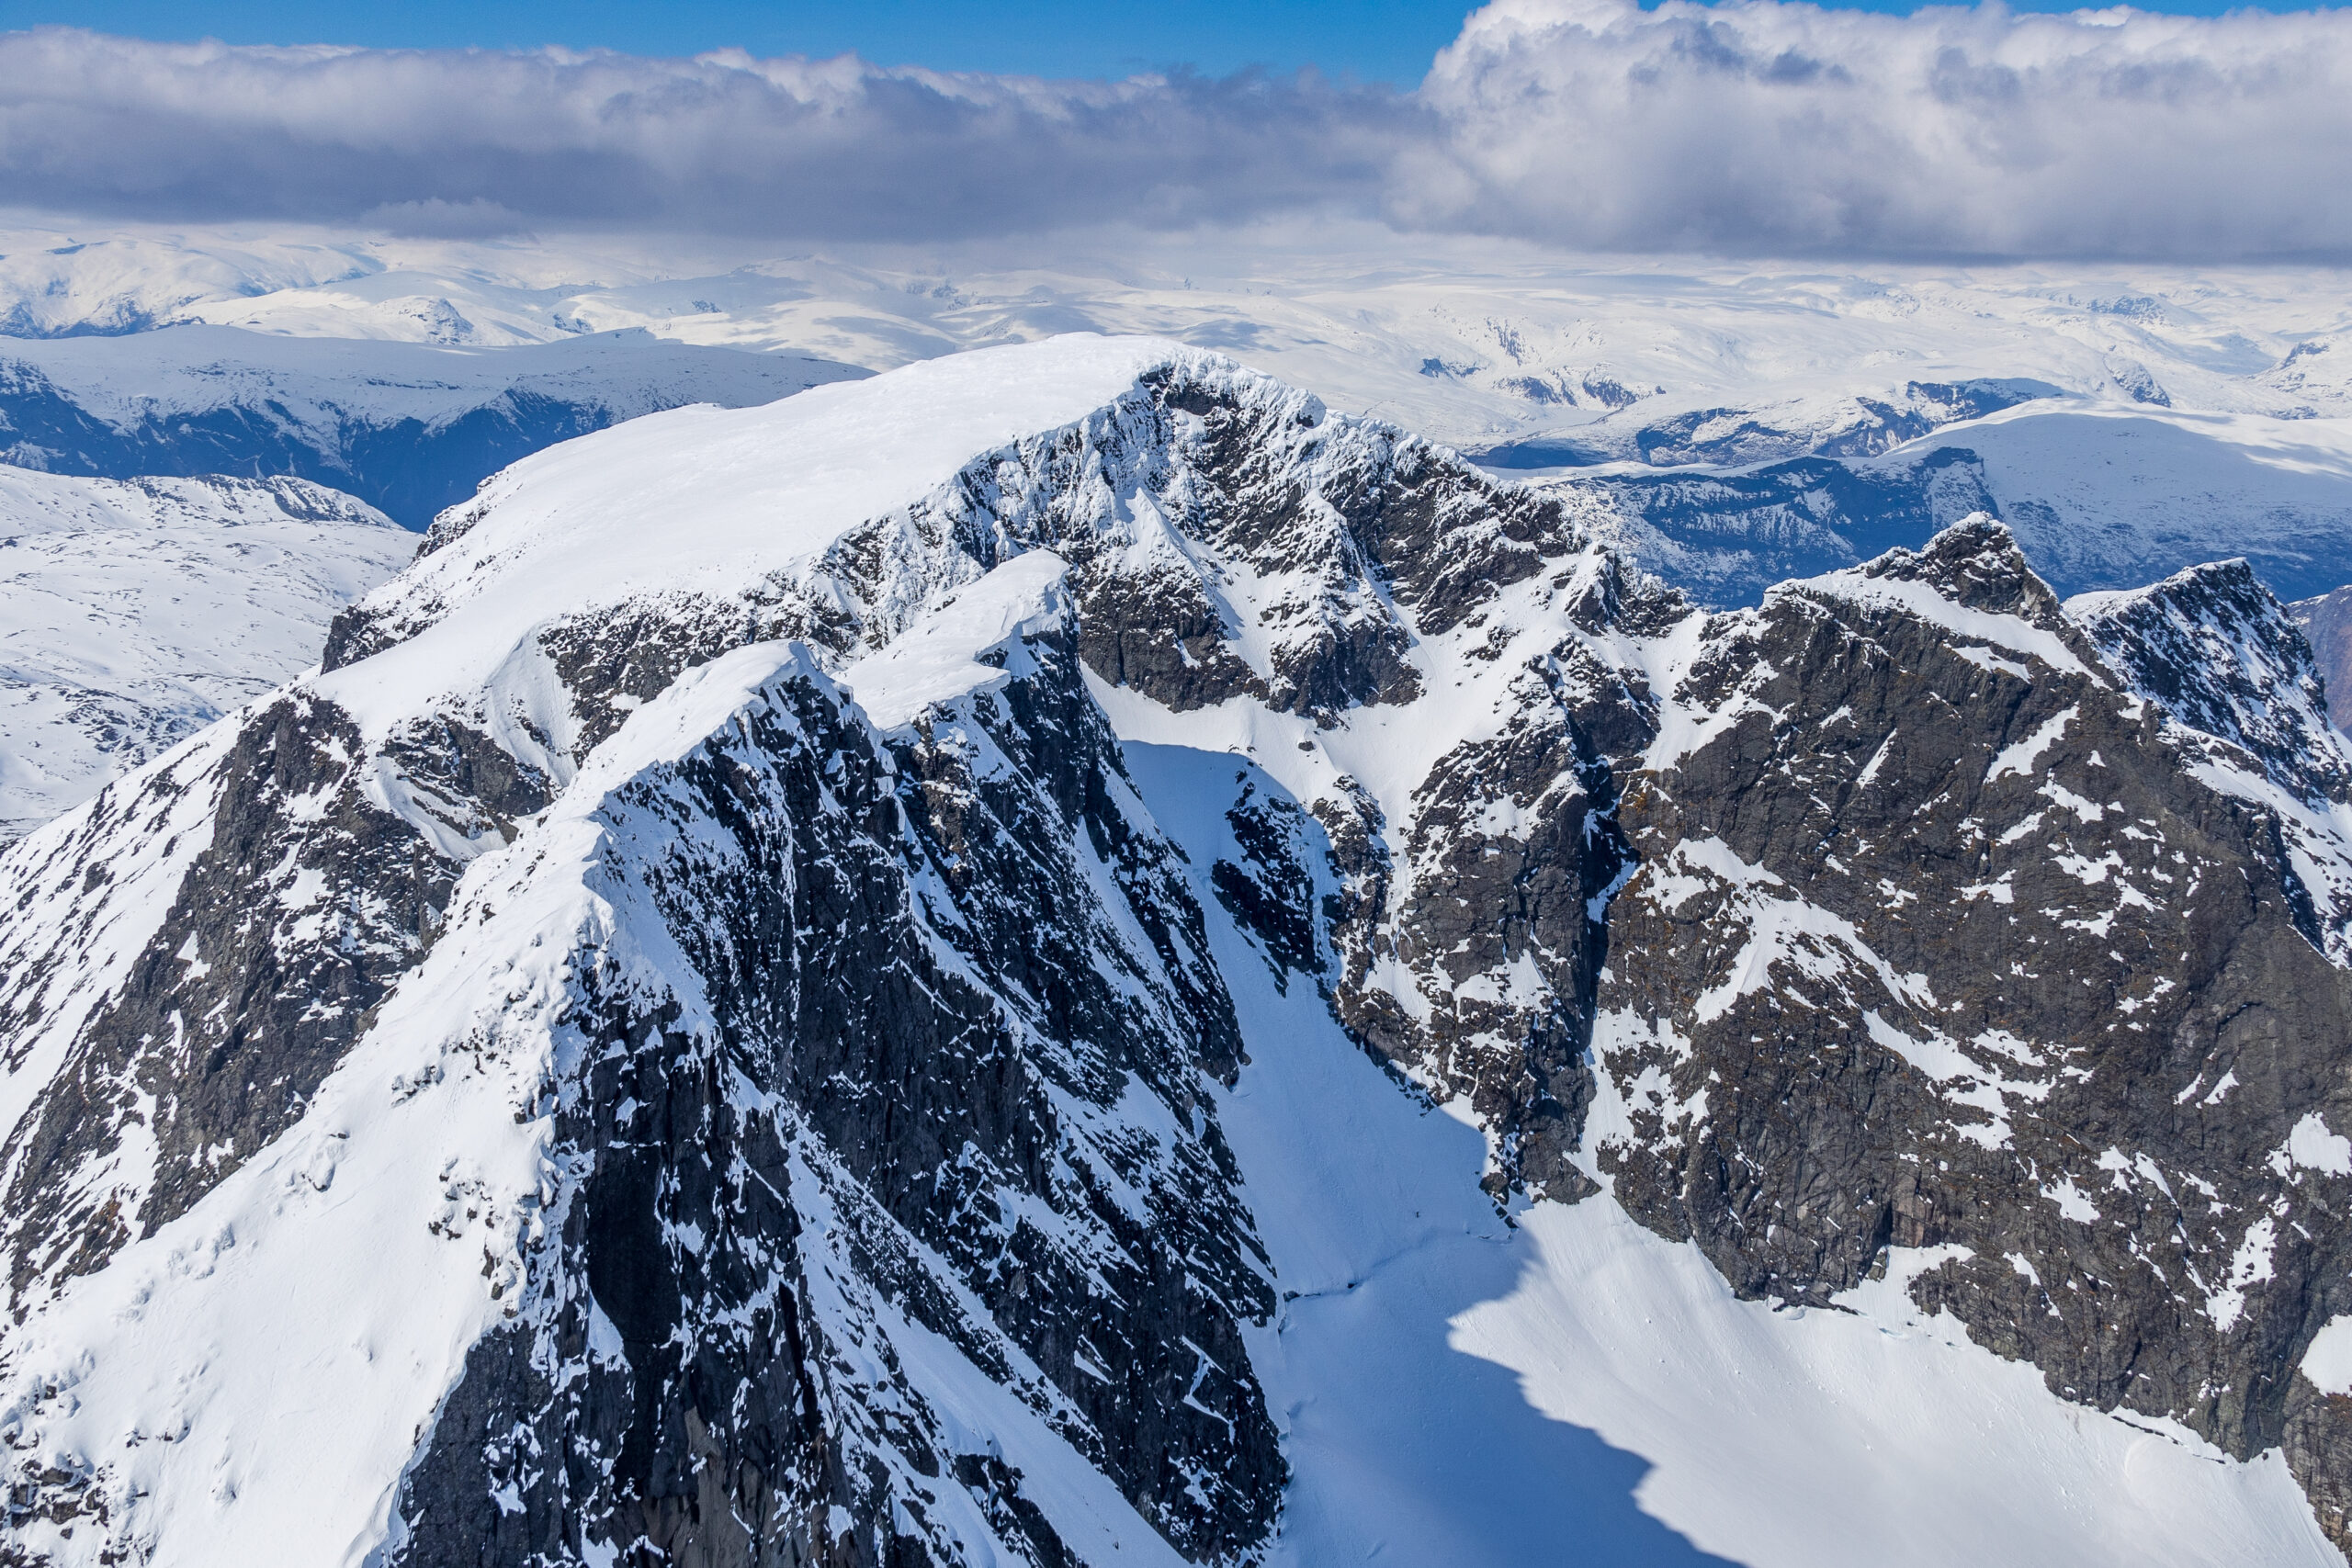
[[1118, 738, 2337, 1568], [6, 335, 2351, 1566]]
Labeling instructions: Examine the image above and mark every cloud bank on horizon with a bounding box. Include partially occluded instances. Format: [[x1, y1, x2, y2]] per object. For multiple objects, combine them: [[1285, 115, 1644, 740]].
[[2, 0, 2347, 261]]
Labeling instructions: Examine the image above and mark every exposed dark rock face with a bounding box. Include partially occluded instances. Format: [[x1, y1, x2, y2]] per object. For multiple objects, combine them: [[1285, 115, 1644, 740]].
[[1209, 781, 1324, 989], [1329, 639, 1637, 1201], [2081, 559, 2352, 813], [8, 344, 2352, 1563], [2290, 1382, 2352, 1555], [396, 634, 1281, 1567], [0, 694, 451, 1309], [2076, 560, 2352, 964], [2291, 584, 2352, 738], [1579, 522, 2352, 1524]]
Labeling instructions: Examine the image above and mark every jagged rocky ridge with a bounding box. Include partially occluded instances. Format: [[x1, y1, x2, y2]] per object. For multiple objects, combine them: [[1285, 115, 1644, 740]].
[[1, 336, 2350, 1564], [1585, 530, 2352, 1546]]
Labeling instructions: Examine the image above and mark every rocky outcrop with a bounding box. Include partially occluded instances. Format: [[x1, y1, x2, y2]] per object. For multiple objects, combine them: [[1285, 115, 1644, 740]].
[[394, 622, 1283, 1567], [1580, 521, 2352, 1519], [6, 339, 2352, 1564], [0, 694, 452, 1309], [2292, 584, 2352, 738], [0, 342, 1546, 1565]]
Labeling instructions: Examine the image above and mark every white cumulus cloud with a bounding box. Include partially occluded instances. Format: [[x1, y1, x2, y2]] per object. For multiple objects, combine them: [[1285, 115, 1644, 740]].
[[1, 5, 2349, 260], [1414, 0, 2352, 258]]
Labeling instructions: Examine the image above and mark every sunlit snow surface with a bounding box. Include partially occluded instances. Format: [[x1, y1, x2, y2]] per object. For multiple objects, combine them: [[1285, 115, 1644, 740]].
[[0, 332, 2342, 1564], [1121, 739, 2337, 1568], [312, 333, 1184, 736], [0, 469, 413, 839]]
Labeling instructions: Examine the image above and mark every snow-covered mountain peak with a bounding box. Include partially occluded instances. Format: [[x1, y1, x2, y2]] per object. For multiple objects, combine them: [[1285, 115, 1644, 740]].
[[8, 337, 2352, 1566], [327, 334, 1193, 711], [1802, 512, 2082, 637], [2070, 557, 2352, 964], [316, 330, 1616, 820], [2072, 557, 2351, 805]]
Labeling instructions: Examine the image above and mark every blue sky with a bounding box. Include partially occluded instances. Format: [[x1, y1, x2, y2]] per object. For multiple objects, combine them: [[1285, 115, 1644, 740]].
[[4, 0, 2345, 257], [0, 0, 2311, 84]]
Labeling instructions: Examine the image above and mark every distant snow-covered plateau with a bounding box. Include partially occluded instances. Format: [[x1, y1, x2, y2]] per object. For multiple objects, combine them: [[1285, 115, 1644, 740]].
[[2, 227, 2352, 1566], [0, 469, 414, 840], [10, 221, 2352, 603]]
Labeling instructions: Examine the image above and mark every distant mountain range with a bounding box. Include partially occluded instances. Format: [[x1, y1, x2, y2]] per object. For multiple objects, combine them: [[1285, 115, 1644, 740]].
[[0, 467, 413, 840], [4, 228, 2348, 615], [0, 324, 866, 527], [3, 338, 2350, 1566], [2297, 587, 2352, 736]]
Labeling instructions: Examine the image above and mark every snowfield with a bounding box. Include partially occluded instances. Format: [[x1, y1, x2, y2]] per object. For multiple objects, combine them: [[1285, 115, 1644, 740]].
[[0, 468, 413, 840], [0, 332, 2346, 1565]]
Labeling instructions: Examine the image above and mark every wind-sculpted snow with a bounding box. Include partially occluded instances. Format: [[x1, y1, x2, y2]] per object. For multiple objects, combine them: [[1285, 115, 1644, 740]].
[[6, 337, 2352, 1563], [0, 468, 413, 842]]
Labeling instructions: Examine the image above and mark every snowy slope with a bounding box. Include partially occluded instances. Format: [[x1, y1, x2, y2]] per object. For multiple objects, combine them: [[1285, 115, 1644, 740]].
[[2, 335, 2350, 1565], [9, 220, 2352, 603], [1122, 738, 2336, 1568], [0, 323, 868, 526], [0, 468, 413, 840], [316, 334, 1185, 728]]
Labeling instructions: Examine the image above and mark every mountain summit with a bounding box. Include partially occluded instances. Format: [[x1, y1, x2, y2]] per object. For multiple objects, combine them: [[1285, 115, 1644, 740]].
[[1, 336, 2347, 1566]]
